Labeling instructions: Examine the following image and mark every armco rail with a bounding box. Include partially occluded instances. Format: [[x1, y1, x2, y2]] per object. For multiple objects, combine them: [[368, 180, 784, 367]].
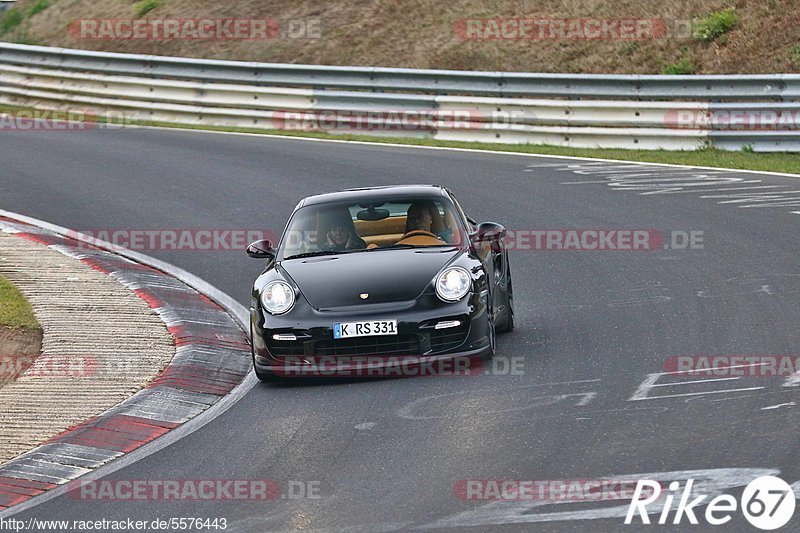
[[0, 42, 798, 151]]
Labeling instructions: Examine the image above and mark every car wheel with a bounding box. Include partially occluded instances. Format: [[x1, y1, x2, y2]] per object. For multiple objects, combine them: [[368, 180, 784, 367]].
[[487, 305, 496, 358], [254, 364, 281, 383], [496, 265, 514, 333]]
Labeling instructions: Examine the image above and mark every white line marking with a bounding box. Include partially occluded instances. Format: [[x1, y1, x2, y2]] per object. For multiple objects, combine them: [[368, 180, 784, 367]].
[[629, 372, 765, 402], [783, 371, 800, 387], [761, 402, 795, 411], [649, 377, 741, 387], [642, 184, 781, 195], [420, 468, 780, 528], [633, 387, 764, 401], [396, 382, 600, 421], [398, 392, 598, 420], [629, 373, 660, 401], [559, 179, 618, 184], [574, 392, 597, 405]]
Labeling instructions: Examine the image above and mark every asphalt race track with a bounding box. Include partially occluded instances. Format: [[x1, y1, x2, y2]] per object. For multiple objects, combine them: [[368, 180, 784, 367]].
[[2, 127, 800, 531]]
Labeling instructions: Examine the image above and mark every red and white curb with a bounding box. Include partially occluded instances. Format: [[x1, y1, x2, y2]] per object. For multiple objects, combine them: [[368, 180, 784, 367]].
[[0, 214, 252, 511]]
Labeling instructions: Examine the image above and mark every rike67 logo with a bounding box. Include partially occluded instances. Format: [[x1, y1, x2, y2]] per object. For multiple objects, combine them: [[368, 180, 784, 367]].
[[626, 476, 795, 530]]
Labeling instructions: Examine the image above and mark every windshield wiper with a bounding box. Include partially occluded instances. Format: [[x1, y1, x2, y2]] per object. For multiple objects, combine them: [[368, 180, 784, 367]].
[[382, 243, 418, 249], [283, 250, 346, 260], [366, 243, 454, 251]]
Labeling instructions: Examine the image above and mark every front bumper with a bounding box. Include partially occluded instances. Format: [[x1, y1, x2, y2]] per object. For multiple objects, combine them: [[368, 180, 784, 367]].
[[251, 291, 491, 378]]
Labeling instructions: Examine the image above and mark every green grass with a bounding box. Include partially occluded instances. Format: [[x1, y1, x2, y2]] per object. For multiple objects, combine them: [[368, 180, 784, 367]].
[[12, 34, 44, 45], [0, 275, 39, 330], [1, 103, 797, 175], [661, 57, 697, 74], [620, 42, 639, 56], [693, 8, 738, 43], [133, 0, 163, 17], [27, 0, 50, 17], [0, 8, 22, 35]]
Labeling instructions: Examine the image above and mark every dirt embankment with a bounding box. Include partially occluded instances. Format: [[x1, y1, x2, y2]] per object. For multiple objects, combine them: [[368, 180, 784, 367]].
[[1, 0, 797, 74], [0, 326, 42, 387]]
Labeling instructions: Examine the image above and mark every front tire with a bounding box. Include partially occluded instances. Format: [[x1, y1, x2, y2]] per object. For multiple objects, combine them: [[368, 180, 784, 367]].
[[254, 364, 282, 383], [496, 264, 514, 333], [486, 301, 496, 358]]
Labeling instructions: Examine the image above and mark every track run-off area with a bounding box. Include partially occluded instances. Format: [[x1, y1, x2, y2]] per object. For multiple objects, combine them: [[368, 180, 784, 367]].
[[1, 126, 800, 531]]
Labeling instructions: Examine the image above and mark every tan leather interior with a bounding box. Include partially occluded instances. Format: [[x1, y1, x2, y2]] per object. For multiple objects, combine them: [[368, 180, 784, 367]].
[[355, 216, 406, 236], [363, 234, 404, 246], [354, 214, 458, 247], [355, 216, 407, 246]]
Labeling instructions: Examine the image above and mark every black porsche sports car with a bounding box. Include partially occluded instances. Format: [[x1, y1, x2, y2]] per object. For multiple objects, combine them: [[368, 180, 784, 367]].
[[246, 185, 513, 380]]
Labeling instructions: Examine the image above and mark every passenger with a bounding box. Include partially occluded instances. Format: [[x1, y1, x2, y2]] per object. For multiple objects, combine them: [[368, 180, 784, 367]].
[[320, 210, 367, 251]]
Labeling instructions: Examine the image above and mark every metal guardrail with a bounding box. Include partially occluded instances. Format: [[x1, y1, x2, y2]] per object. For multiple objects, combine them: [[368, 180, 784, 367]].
[[0, 42, 797, 151]]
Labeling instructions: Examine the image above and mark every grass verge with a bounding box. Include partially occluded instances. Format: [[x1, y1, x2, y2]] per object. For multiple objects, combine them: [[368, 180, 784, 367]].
[[0, 274, 39, 330]]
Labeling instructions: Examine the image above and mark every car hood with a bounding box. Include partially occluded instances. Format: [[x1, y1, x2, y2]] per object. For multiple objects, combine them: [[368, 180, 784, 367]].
[[279, 247, 460, 309]]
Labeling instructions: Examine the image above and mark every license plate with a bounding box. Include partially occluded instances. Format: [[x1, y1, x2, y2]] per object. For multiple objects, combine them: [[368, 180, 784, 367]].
[[334, 320, 397, 339]]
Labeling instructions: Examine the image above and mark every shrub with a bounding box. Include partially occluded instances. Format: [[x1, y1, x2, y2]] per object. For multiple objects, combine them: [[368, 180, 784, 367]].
[[693, 9, 738, 42], [661, 58, 697, 74], [0, 8, 22, 35], [28, 0, 50, 17], [134, 0, 163, 17]]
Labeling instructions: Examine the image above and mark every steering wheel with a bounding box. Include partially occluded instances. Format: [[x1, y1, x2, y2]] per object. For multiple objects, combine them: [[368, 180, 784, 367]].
[[395, 230, 443, 246]]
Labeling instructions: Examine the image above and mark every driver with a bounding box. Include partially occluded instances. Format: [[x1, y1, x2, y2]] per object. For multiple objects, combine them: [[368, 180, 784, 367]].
[[406, 202, 434, 233], [396, 202, 447, 246]]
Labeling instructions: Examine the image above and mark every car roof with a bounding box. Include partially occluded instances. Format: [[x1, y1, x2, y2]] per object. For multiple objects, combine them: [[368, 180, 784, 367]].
[[299, 185, 448, 207]]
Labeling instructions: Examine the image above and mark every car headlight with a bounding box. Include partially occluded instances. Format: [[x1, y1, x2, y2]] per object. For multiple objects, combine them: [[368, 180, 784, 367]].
[[261, 280, 295, 315], [436, 267, 471, 302]]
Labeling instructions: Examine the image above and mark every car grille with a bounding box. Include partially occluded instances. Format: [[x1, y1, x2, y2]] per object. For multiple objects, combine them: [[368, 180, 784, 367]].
[[429, 323, 470, 353], [314, 334, 420, 357], [266, 339, 305, 357], [266, 325, 469, 358]]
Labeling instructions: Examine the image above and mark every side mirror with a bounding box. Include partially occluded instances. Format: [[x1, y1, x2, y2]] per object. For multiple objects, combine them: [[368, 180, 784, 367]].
[[472, 222, 507, 252], [246, 239, 276, 260], [472, 222, 507, 242]]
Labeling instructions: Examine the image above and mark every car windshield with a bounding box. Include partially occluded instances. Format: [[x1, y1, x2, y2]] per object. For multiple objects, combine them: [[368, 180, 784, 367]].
[[279, 196, 465, 260]]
